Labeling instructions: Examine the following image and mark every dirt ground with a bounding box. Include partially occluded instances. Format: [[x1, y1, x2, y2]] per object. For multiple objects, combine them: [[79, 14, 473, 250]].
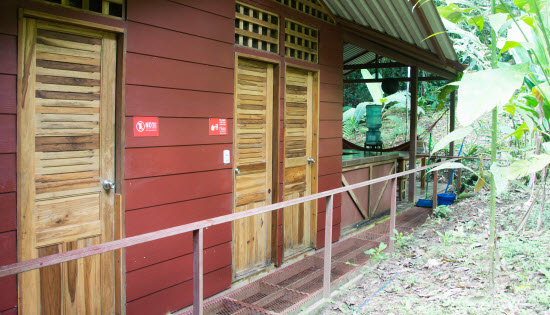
[[318, 186, 550, 314]]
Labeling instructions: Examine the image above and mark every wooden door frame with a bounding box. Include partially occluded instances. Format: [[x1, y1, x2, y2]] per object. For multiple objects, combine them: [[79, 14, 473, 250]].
[[282, 63, 319, 255], [232, 52, 281, 278], [16, 9, 126, 314]]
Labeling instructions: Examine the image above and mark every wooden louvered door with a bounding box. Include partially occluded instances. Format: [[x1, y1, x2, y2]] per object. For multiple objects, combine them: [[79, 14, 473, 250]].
[[233, 58, 274, 279], [18, 18, 116, 314], [282, 67, 318, 259]]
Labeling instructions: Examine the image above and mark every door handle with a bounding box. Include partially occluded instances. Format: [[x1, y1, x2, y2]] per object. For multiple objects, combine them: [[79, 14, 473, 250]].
[[103, 179, 115, 191], [235, 168, 241, 174], [307, 157, 316, 164]]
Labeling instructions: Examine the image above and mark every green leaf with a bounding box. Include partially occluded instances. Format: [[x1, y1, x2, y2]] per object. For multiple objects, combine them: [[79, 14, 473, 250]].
[[457, 63, 529, 126], [505, 154, 550, 179], [468, 16, 484, 31], [514, 0, 538, 13], [429, 162, 476, 174], [512, 122, 529, 140], [488, 13, 508, 33], [543, 142, 550, 154], [498, 41, 522, 54], [432, 127, 474, 154]]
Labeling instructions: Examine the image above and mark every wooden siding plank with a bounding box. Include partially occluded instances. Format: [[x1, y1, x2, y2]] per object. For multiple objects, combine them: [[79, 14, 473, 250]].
[[319, 28, 343, 67], [169, 0, 234, 18], [125, 266, 231, 315], [0, 154, 15, 193], [320, 101, 343, 121], [0, 231, 16, 266], [319, 64, 342, 85], [0, 35, 17, 74], [315, 223, 340, 249], [126, 0, 234, 44], [126, 22, 234, 69], [126, 53, 234, 94], [319, 120, 342, 139], [125, 85, 233, 118], [319, 138, 342, 157], [317, 206, 342, 228], [0, 193, 16, 233], [125, 145, 232, 179], [126, 242, 230, 302], [0, 75, 16, 114], [0, 275, 16, 312], [319, 83, 343, 103], [0, 115, 15, 153], [0, 1, 17, 36], [125, 117, 233, 148]]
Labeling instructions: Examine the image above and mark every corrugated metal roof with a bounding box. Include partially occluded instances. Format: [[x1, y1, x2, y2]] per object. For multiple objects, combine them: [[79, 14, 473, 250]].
[[325, 0, 458, 63]]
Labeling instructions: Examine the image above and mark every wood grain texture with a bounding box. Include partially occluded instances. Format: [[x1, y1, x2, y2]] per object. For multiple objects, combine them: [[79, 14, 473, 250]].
[[0, 75, 16, 114], [127, 21, 234, 69], [0, 154, 15, 193], [0, 35, 17, 75], [125, 117, 233, 148], [125, 144, 232, 179], [0, 115, 15, 153], [125, 169, 233, 210], [126, 53, 233, 93], [126, 242, 231, 302], [126, 0, 234, 43], [125, 266, 231, 315]]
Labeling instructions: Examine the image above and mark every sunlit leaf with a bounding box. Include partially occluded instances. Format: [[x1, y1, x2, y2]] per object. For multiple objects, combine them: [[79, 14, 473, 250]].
[[429, 162, 476, 174], [490, 164, 509, 195], [432, 127, 474, 154], [488, 13, 508, 33], [498, 41, 522, 55], [457, 64, 528, 126], [468, 16, 484, 31], [504, 154, 550, 179], [512, 122, 529, 140], [543, 142, 550, 154]]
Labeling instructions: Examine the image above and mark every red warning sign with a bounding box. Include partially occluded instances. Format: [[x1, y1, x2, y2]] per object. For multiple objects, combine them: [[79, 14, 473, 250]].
[[209, 118, 227, 136], [134, 117, 159, 137]]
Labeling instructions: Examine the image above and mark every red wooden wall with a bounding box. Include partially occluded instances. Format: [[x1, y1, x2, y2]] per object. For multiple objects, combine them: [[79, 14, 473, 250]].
[[0, 0, 344, 314]]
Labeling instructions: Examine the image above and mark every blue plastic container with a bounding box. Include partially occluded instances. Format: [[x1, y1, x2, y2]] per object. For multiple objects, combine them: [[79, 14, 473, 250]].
[[437, 193, 456, 206]]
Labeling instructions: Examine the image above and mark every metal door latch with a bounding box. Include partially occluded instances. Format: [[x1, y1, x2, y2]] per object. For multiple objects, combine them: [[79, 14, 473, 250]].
[[103, 179, 115, 191], [307, 157, 316, 164], [235, 168, 241, 174]]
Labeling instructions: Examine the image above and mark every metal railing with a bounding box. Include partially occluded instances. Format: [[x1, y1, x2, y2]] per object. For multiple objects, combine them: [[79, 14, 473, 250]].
[[0, 158, 456, 314]]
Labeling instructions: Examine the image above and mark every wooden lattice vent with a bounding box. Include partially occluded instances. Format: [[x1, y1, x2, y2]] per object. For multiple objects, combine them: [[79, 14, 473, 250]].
[[272, 0, 335, 24], [235, 2, 280, 54], [285, 19, 318, 63], [40, 0, 124, 18]]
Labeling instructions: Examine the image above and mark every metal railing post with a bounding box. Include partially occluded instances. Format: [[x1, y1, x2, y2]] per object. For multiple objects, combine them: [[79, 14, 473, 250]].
[[323, 194, 334, 299], [388, 178, 397, 253], [193, 228, 204, 315]]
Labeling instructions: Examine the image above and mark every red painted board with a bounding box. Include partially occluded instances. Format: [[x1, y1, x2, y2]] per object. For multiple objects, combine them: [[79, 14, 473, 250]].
[[319, 173, 342, 192], [320, 101, 343, 121], [369, 163, 394, 215], [319, 28, 343, 67], [319, 138, 342, 158], [319, 121, 342, 139], [0, 75, 16, 114], [0, 154, 15, 193], [0, 115, 15, 153], [0, 276, 16, 312], [317, 206, 342, 228], [0, 231, 16, 266], [126, 223, 231, 272], [315, 224, 341, 249], [125, 145, 232, 179], [0, 308, 17, 315], [126, 53, 234, 93], [319, 156, 342, 176], [127, 0, 234, 44], [127, 22, 233, 69], [125, 169, 232, 210], [0, 35, 16, 75], [319, 64, 343, 86], [318, 194, 342, 214], [341, 191, 365, 229], [125, 85, 233, 118], [125, 193, 232, 236], [125, 117, 233, 148], [126, 242, 231, 302], [0, 1, 17, 36], [169, 0, 234, 18], [125, 266, 231, 315], [0, 193, 15, 233], [320, 83, 343, 103]]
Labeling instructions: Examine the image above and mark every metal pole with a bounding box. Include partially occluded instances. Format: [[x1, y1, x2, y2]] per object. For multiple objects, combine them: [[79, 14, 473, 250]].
[[388, 179, 397, 253], [193, 229, 204, 315], [323, 195, 334, 299]]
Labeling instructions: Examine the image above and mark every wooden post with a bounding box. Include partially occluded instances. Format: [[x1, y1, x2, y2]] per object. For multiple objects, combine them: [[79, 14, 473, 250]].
[[397, 158, 406, 201], [449, 90, 456, 156], [388, 178, 397, 253], [432, 170, 438, 212], [193, 229, 204, 315], [408, 66, 419, 203], [420, 157, 426, 189], [456, 168, 463, 194], [323, 195, 334, 299]]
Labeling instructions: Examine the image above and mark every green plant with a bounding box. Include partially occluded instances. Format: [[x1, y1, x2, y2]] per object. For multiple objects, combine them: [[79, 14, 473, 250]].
[[365, 242, 388, 261], [434, 205, 452, 218], [390, 229, 413, 248], [436, 230, 454, 246]]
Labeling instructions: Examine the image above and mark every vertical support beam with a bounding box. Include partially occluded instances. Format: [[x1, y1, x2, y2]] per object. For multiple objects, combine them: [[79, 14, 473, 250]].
[[408, 66, 419, 203], [388, 178, 397, 253], [432, 170, 439, 212], [323, 195, 334, 299], [193, 229, 204, 315], [456, 168, 463, 194], [449, 90, 456, 156]]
